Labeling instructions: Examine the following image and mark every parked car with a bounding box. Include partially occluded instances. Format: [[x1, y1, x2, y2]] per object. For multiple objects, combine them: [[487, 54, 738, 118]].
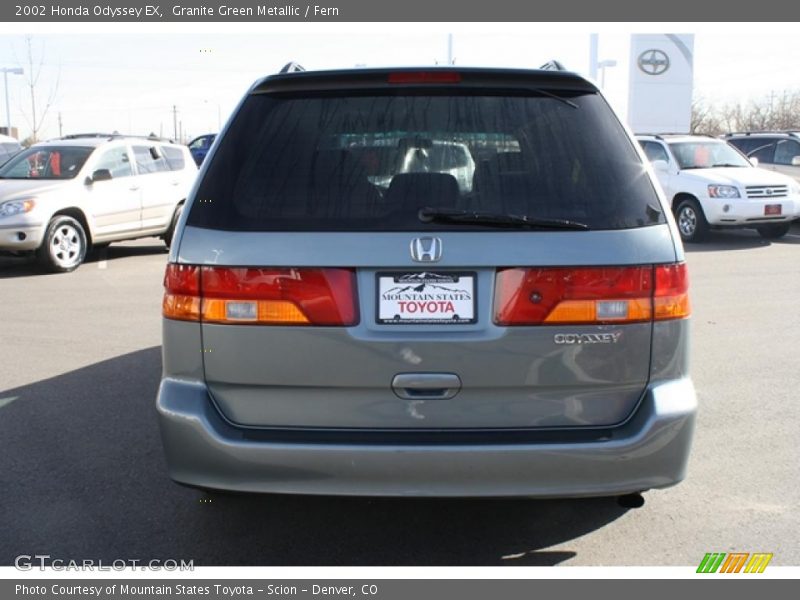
[[157, 65, 695, 499], [0, 135, 197, 272], [637, 134, 800, 242], [187, 133, 216, 166], [0, 134, 22, 166], [725, 131, 800, 184]]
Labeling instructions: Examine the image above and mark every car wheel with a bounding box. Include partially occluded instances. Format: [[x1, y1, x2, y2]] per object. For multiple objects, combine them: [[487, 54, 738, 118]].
[[756, 223, 791, 239], [163, 204, 183, 250], [37, 216, 87, 273], [675, 199, 709, 243]]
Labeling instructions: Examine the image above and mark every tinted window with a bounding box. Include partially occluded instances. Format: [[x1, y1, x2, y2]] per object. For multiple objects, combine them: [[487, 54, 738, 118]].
[[162, 146, 186, 171], [93, 147, 133, 178], [639, 141, 670, 163], [133, 145, 169, 174], [774, 139, 800, 165], [0, 146, 93, 180], [188, 91, 662, 231], [728, 138, 777, 163]]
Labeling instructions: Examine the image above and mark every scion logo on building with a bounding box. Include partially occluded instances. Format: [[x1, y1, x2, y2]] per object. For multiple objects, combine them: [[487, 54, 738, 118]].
[[638, 49, 670, 75], [696, 552, 773, 573]]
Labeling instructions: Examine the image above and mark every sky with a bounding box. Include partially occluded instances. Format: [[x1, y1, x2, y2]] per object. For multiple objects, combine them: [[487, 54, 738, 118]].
[[1, 25, 799, 142]]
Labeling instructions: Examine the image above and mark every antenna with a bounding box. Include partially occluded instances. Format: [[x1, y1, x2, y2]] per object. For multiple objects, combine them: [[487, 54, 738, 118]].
[[539, 60, 567, 72], [279, 62, 306, 74]]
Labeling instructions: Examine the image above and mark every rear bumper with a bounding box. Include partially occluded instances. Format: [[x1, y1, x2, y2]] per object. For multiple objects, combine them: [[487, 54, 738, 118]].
[[155, 377, 696, 497]]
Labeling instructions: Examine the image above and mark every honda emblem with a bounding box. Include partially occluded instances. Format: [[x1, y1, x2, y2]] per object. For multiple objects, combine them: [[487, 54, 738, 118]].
[[410, 237, 443, 262]]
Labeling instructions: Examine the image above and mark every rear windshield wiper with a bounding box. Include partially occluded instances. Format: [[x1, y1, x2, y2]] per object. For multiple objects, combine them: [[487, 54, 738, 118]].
[[418, 207, 590, 230]]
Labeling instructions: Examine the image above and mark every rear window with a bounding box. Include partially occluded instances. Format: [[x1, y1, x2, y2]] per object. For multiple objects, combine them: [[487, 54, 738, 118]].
[[162, 146, 186, 171], [187, 89, 662, 231]]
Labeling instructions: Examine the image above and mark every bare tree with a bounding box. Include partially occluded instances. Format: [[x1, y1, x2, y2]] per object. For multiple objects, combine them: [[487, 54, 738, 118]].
[[690, 97, 723, 135], [693, 90, 800, 135], [18, 36, 60, 143]]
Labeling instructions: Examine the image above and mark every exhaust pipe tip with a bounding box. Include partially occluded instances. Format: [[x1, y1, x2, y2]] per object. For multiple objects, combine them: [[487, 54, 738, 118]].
[[617, 493, 645, 509]]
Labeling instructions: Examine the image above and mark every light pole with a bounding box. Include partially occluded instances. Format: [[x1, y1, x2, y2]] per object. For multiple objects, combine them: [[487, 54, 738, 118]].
[[1, 67, 23, 137], [597, 59, 617, 89], [204, 99, 222, 131]]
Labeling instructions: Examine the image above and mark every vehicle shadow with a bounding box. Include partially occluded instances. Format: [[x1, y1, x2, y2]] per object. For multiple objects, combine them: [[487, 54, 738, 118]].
[[0, 347, 630, 567], [0, 240, 167, 278], [683, 226, 800, 252]]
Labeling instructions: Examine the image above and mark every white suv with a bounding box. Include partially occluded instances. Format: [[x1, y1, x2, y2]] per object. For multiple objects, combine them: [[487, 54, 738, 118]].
[[637, 134, 800, 242], [0, 135, 197, 271]]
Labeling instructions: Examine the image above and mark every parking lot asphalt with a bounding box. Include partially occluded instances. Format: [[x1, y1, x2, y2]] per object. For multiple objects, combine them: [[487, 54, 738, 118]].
[[1, 226, 799, 566]]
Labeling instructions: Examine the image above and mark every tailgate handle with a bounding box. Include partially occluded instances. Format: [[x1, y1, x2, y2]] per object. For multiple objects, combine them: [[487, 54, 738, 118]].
[[392, 373, 461, 400]]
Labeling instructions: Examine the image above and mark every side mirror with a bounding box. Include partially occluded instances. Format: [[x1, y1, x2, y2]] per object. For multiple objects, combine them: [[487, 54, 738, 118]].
[[791, 156, 800, 166], [749, 157, 759, 168], [88, 168, 112, 183], [651, 159, 670, 174]]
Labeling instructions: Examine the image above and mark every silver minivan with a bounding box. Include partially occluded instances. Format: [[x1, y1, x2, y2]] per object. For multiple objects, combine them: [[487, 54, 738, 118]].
[[157, 66, 696, 498]]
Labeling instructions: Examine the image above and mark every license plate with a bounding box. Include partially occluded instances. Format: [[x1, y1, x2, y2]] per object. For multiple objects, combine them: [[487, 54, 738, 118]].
[[765, 204, 782, 216], [377, 272, 476, 324]]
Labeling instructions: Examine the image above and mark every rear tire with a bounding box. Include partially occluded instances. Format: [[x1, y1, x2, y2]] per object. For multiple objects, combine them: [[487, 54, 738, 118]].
[[36, 216, 87, 273], [675, 198, 709, 243], [163, 203, 184, 250], [756, 223, 791, 239]]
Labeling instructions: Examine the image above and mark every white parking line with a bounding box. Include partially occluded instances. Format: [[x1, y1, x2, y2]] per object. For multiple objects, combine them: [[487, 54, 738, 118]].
[[98, 260, 108, 269]]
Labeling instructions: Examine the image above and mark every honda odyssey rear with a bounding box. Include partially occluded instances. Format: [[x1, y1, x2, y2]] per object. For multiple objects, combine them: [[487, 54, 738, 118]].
[[156, 66, 696, 497]]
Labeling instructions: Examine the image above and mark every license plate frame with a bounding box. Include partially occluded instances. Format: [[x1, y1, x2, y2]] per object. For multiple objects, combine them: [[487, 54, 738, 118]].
[[376, 271, 477, 325]]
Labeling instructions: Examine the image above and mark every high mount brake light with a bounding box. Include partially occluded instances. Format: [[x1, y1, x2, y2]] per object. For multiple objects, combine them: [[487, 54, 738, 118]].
[[387, 72, 462, 84], [493, 264, 690, 326], [163, 265, 358, 326]]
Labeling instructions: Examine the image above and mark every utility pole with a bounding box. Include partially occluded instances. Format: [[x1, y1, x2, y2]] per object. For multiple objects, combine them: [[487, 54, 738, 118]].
[[58, 111, 62, 137], [172, 105, 178, 141]]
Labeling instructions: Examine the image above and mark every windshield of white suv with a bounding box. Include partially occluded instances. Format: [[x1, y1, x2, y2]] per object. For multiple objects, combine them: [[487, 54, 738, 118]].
[[0, 146, 94, 180], [668, 141, 750, 170], [188, 90, 664, 231]]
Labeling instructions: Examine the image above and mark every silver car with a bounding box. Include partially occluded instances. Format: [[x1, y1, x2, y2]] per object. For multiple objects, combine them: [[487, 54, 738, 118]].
[[157, 66, 696, 498], [0, 135, 197, 272]]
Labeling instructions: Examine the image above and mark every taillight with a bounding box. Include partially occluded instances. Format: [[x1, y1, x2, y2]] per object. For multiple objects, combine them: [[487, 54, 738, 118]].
[[387, 71, 462, 84], [163, 264, 201, 322], [654, 263, 691, 321], [494, 264, 690, 326], [163, 265, 358, 326]]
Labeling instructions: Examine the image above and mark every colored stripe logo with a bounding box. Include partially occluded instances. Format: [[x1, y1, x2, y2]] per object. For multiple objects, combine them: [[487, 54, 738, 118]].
[[697, 552, 773, 573]]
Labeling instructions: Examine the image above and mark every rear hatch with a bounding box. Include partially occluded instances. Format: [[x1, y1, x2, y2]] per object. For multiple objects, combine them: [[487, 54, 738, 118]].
[[168, 68, 685, 431]]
